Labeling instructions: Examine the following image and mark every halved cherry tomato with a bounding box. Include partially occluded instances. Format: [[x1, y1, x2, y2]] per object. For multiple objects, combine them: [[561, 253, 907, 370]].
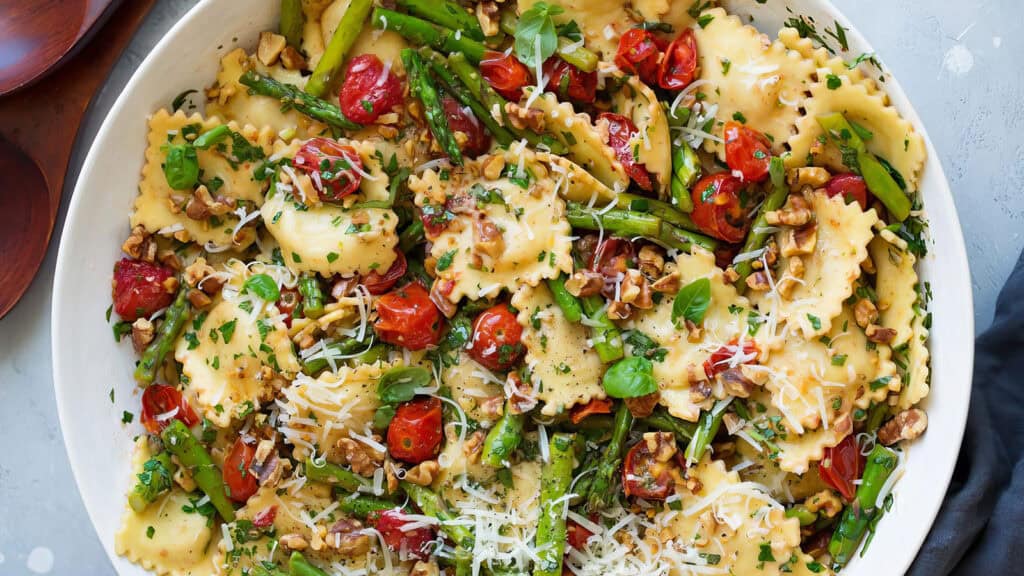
[[293, 137, 364, 201], [113, 258, 175, 321], [252, 505, 278, 528], [703, 338, 759, 378], [589, 237, 634, 282], [338, 54, 404, 124], [139, 384, 199, 434], [387, 397, 444, 464], [480, 50, 532, 101], [825, 173, 870, 210], [658, 28, 698, 91], [276, 287, 301, 328], [599, 112, 653, 190], [467, 304, 525, 371], [372, 508, 438, 560], [374, 282, 444, 350], [543, 57, 597, 103], [223, 436, 259, 503], [723, 121, 772, 183], [690, 172, 749, 243], [363, 250, 408, 295], [819, 434, 865, 501], [569, 398, 614, 424], [441, 96, 491, 157], [622, 440, 679, 500], [567, 516, 597, 549], [615, 29, 663, 85]]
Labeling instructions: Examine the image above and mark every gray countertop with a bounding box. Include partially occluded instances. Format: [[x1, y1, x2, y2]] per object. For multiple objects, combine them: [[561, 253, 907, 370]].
[[0, 0, 1021, 573]]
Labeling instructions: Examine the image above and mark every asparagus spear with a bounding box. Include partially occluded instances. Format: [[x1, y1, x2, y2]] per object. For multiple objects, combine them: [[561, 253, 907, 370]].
[[733, 157, 788, 290], [305, 0, 373, 97], [398, 219, 425, 253], [289, 552, 330, 576], [298, 273, 324, 319], [566, 203, 663, 239], [128, 451, 175, 512], [374, 9, 487, 63], [587, 402, 633, 511], [670, 144, 700, 212], [396, 0, 484, 40], [828, 444, 899, 568], [239, 71, 361, 131], [279, 0, 304, 48], [134, 285, 189, 385], [615, 192, 697, 231], [304, 459, 370, 492], [657, 222, 719, 253], [785, 504, 819, 526], [402, 48, 464, 165], [301, 336, 370, 374], [353, 167, 410, 209], [422, 49, 516, 146], [192, 125, 231, 149], [580, 295, 624, 363], [401, 480, 474, 548], [640, 407, 697, 442], [481, 402, 525, 467], [684, 406, 725, 464], [161, 420, 235, 522], [251, 565, 289, 576], [339, 495, 403, 518], [546, 275, 584, 323], [534, 433, 576, 576]]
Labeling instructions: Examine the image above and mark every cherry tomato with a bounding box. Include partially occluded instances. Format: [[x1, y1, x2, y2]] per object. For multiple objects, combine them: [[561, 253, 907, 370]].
[[223, 436, 259, 503], [723, 121, 772, 183], [599, 112, 654, 190], [293, 137, 363, 201], [825, 173, 869, 210], [372, 508, 438, 560], [703, 338, 760, 379], [112, 258, 175, 321], [387, 397, 444, 464], [363, 250, 408, 295], [819, 434, 865, 501], [543, 57, 597, 103], [467, 304, 525, 371], [622, 440, 678, 500], [567, 517, 596, 550], [614, 29, 663, 85], [441, 96, 491, 157], [374, 282, 444, 350], [252, 505, 278, 528], [690, 172, 749, 243], [569, 398, 614, 424], [658, 28, 698, 91], [480, 50, 532, 101], [139, 384, 199, 434], [276, 287, 302, 328], [589, 237, 634, 284], [338, 54, 404, 124]]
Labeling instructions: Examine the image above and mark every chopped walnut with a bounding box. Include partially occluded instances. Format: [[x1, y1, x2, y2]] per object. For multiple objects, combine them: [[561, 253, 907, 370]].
[[805, 489, 843, 518], [607, 301, 632, 320], [162, 276, 180, 294], [643, 432, 677, 463], [684, 319, 702, 343], [377, 124, 399, 139], [651, 271, 681, 294], [481, 154, 506, 180], [122, 225, 157, 262], [187, 288, 212, 309], [565, 270, 604, 297], [877, 408, 928, 446], [684, 474, 703, 494], [854, 298, 879, 328], [620, 269, 652, 309], [688, 380, 712, 403], [861, 253, 876, 275], [131, 318, 155, 353], [765, 195, 812, 227], [404, 460, 440, 486], [718, 367, 757, 398], [411, 560, 441, 576], [780, 223, 817, 257], [173, 461, 197, 492], [280, 46, 307, 70], [279, 533, 309, 551], [157, 249, 182, 271], [475, 1, 500, 36], [385, 460, 400, 494], [463, 430, 486, 463], [504, 102, 546, 132], [745, 270, 771, 291], [338, 437, 384, 477], [257, 31, 287, 66], [638, 245, 665, 278], [788, 255, 805, 279], [479, 395, 504, 419], [787, 167, 831, 191], [723, 266, 740, 283], [327, 519, 371, 556], [865, 323, 897, 344], [624, 391, 660, 418], [185, 185, 235, 221], [473, 214, 505, 259]]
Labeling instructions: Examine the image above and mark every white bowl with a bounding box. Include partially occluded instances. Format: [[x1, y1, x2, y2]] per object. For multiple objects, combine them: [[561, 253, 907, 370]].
[[52, 0, 974, 574]]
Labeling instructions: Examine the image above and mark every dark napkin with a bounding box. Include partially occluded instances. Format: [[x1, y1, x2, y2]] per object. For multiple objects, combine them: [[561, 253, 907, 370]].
[[909, 250, 1024, 574]]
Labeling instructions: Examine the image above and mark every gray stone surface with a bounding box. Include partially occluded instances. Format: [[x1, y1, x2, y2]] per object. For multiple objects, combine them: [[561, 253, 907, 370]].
[[0, 0, 1020, 573]]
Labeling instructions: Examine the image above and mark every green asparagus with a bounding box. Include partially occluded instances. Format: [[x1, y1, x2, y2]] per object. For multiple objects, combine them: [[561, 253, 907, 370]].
[[684, 405, 725, 464], [580, 295, 624, 363], [733, 157, 788, 290], [546, 275, 584, 323], [306, 0, 373, 97], [401, 481, 474, 548], [298, 273, 324, 319], [279, 0, 304, 48], [396, 0, 484, 40], [339, 495, 403, 518], [305, 458, 370, 492], [481, 402, 525, 467], [302, 337, 370, 374], [534, 433, 576, 576], [785, 504, 819, 526], [251, 565, 289, 576], [670, 144, 701, 212], [658, 222, 719, 253], [353, 167, 410, 209], [134, 285, 189, 385], [616, 192, 698, 231], [640, 407, 697, 442], [192, 125, 231, 149], [128, 451, 175, 512], [587, 402, 633, 511], [398, 219, 425, 253], [161, 420, 235, 522], [289, 552, 330, 576], [566, 203, 663, 239], [422, 49, 516, 146], [828, 444, 899, 568], [374, 9, 487, 63], [238, 71, 361, 131], [402, 48, 464, 165]]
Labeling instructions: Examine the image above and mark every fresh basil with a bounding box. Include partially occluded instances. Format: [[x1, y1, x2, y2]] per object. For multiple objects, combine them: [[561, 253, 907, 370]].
[[372, 405, 397, 430], [514, 2, 564, 68], [672, 278, 711, 327], [378, 366, 432, 404], [242, 273, 280, 302], [162, 144, 199, 190], [602, 356, 657, 398]]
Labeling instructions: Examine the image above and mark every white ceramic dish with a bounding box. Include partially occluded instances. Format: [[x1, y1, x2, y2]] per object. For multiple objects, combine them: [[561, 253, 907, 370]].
[[52, 0, 973, 574]]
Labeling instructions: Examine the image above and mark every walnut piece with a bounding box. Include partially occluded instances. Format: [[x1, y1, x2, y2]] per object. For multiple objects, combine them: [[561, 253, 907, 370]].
[[651, 271, 681, 294], [745, 270, 771, 291], [565, 270, 604, 298], [865, 323, 897, 344], [280, 46, 307, 71], [607, 301, 632, 320], [404, 460, 440, 486], [337, 437, 384, 477], [257, 31, 287, 66], [475, 1, 500, 37], [787, 167, 830, 191], [854, 298, 879, 328], [718, 367, 757, 398], [765, 195, 812, 227], [780, 223, 817, 257], [131, 318, 155, 353], [279, 533, 309, 551], [877, 408, 928, 446], [624, 392, 660, 418], [411, 560, 441, 576], [473, 214, 505, 260], [122, 225, 156, 262], [805, 489, 843, 518], [463, 430, 486, 463], [642, 432, 677, 463], [638, 245, 665, 277], [481, 154, 506, 181], [185, 184, 235, 221], [187, 289, 212, 309], [327, 519, 371, 557], [504, 102, 546, 132]]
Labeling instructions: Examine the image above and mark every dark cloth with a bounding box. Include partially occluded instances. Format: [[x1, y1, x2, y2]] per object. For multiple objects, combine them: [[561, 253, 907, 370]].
[[909, 251, 1024, 575]]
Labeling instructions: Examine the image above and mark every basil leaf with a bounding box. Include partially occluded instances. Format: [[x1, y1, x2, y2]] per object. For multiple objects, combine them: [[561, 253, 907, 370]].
[[514, 2, 563, 68], [163, 144, 199, 190], [672, 278, 711, 327], [372, 405, 396, 430], [378, 366, 433, 404], [602, 356, 657, 398], [242, 273, 281, 302]]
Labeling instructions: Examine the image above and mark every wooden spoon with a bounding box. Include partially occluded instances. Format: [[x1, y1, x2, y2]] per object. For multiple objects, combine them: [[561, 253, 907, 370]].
[[0, 0, 156, 319]]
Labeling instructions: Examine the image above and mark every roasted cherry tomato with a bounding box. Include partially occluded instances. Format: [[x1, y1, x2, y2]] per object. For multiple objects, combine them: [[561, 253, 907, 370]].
[[825, 173, 870, 210], [544, 57, 597, 103], [293, 137, 364, 201], [614, 28, 663, 85], [387, 397, 444, 464], [690, 172, 749, 243], [569, 398, 614, 424], [441, 96, 491, 158], [599, 112, 654, 190], [372, 508, 438, 560], [338, 54, 404, 124], [139, 384, 199, 434], [703, 338, 760, 378], [819, 434, 865, 501], [252, 505, 278, 528], [723, 121, 772, 183], [567, 516, 597, 549], [276, 287, 302, 328], [480, 50, 532, 101], [622, 439, 679, 500], [374, 282, 444, 350], [467, 304, 525, 371], [223, 436, 259, 503], [589, 237, 635, 283], [363, 250, 408, 295], [113, 258, 175, 321], [658, 28, 698, 90]]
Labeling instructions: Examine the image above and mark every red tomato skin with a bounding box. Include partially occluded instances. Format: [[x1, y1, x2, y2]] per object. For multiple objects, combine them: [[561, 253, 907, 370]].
[[223, 437, 259, 503], [467, 305, 525, 371], [825, 174, 870, 210], [614, 29, 662, 85], [690, 172, 749, 243], [113, 258, 175, 321], [480, 50, 532, 101], [599, 112, 654, 190], [373, 509, 438, 560], [658, 29, 698, 90], [363, 250, 408, 295], [543, 57, 597, 103], [374, 283, 444, 350], [252, 505, 278, 528], [569, 398, 614, 425], [293, 138, 364, 201], [819, 435, 865, 502], [703, 339, 760, 378], [387, 397, 444, 464], [276, 287, 302, 328], [622, 441, 674, 500], [441, 96, 491, 158], [567, 518, 596, 549], [339, 54, 404, 124], [139, 384, 200, 434], [723, 121, 772, 183]]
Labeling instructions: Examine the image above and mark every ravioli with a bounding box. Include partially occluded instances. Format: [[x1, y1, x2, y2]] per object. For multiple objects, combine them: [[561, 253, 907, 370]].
[[611, 74, 673, 197], [869, 236, 919, 348]]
